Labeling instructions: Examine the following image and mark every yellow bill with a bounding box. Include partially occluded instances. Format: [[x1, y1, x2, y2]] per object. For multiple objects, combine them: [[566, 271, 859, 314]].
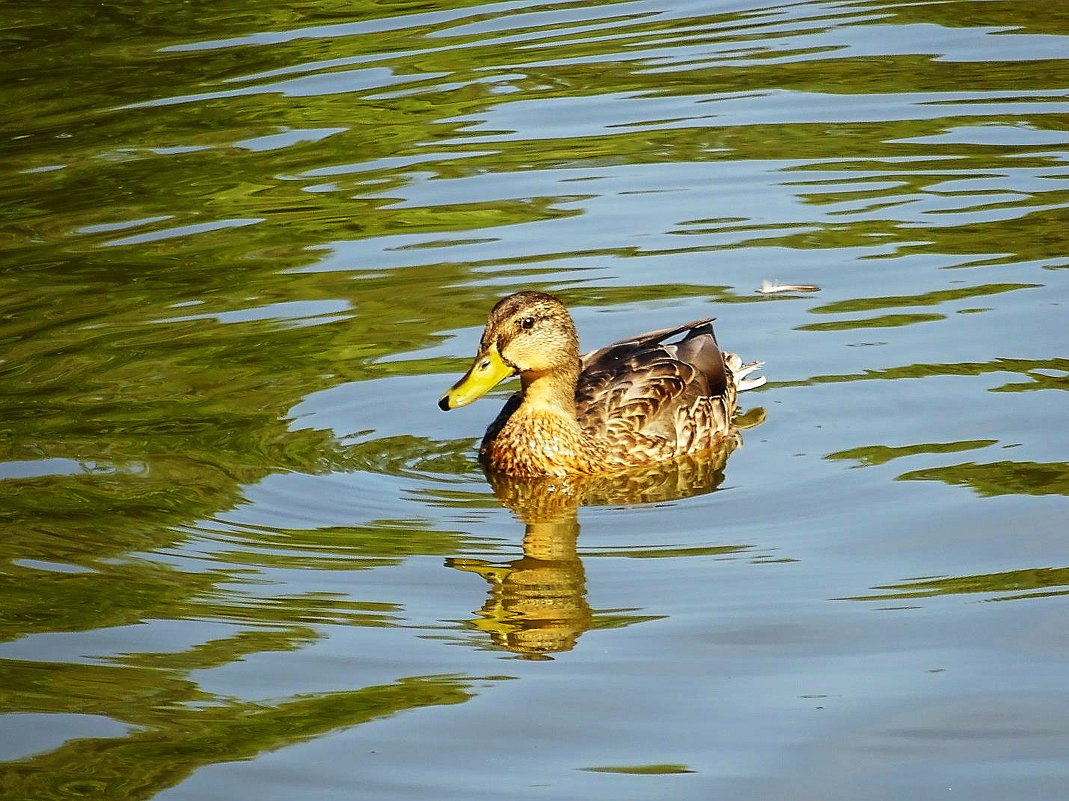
[[438, 343, 515, 410]]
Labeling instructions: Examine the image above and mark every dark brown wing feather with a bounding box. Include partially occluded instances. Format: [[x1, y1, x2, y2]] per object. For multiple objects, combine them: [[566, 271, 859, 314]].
[[575, 319, 735, 454]]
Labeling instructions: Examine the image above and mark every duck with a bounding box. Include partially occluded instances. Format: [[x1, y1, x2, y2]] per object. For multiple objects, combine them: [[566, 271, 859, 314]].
[[438, 291, 765, 477]]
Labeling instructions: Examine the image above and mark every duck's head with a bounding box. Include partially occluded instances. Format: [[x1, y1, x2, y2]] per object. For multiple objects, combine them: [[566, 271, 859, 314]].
[[439, 291, 579, 410]]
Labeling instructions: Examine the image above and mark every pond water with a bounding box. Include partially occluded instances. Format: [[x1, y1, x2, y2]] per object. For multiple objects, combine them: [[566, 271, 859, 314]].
[[2, 0, 1068, 798]]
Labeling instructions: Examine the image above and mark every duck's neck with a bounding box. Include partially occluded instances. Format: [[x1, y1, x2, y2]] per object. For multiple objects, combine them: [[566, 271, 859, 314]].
[[519, 359, 581, 418], [483, 360, 589, 476]]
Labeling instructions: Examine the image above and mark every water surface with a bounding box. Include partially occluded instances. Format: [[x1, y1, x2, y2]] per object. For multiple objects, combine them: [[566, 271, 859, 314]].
[[2, 1, 1068, 799]]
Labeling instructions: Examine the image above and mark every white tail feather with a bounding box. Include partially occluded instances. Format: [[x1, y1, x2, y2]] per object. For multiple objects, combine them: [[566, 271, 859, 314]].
[[737, 375, 766, 391], [725, 356, 766, 392]]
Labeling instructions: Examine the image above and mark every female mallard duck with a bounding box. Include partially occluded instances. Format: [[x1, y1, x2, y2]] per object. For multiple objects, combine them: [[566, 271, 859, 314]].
[[439, 291, 764, 477]]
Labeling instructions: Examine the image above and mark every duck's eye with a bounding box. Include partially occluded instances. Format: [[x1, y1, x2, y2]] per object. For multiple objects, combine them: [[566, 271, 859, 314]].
[[520, 316, 535, 330]]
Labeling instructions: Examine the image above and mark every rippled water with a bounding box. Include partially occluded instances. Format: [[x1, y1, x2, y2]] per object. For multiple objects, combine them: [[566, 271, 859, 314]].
[[2, 1, 1068, 798]]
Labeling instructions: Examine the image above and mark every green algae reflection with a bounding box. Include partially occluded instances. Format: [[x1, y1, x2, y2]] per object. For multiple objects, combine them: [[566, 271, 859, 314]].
[[0, 664, 473, 800]]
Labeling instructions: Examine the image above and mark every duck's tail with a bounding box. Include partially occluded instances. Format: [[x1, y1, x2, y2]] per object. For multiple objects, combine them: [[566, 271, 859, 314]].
[[725, 354, 766, 392]]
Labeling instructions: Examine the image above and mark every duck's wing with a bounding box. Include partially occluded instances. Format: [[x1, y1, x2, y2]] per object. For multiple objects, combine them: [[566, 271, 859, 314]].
[[580, 318, 720, 382], [575, 319, 735, 443]]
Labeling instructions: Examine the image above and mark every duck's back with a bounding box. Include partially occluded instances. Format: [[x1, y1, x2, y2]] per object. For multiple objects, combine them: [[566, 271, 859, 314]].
[[574, 320, 739, 464]]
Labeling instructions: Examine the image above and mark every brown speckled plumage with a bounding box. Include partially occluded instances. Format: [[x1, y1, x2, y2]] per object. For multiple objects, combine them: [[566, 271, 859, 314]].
[[440, 291, 764, 477]]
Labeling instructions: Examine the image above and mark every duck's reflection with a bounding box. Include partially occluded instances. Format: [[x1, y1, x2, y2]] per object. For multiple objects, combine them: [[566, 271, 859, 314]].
[[448, 513, 587, 658], [447, 435, 746, 659]]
